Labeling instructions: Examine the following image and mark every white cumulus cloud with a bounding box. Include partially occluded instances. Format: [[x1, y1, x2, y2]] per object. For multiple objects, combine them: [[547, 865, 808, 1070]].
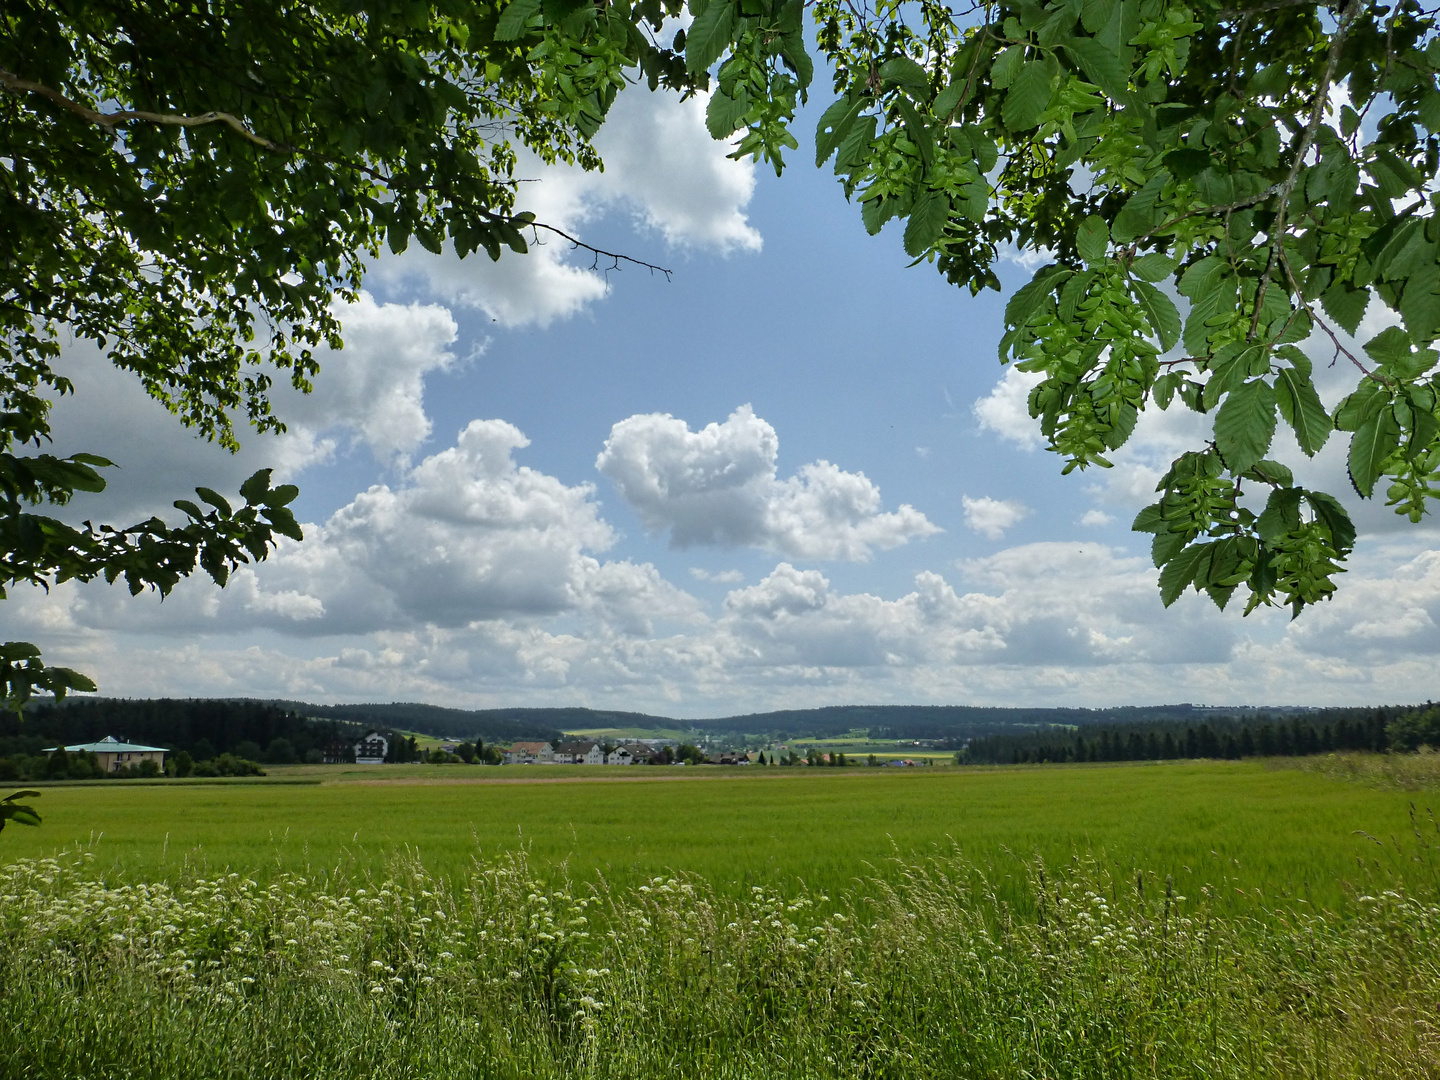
[[371, 86, 759, 329], [42, 293, 458, 524], [596, 405, 941, 560], [962, 495, 1031, 539], [972, 365, 1044, 449]]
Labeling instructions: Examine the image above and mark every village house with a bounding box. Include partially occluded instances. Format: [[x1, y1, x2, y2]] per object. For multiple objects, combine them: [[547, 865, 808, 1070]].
[[611, 742, 654, 764], [504, 741, 555, 765], [706, 750, 752, 765], [605, 745, 633, 765], [354, 731, 389, 764], [44, 735, 167, 774], [553, 740, 606, 765]]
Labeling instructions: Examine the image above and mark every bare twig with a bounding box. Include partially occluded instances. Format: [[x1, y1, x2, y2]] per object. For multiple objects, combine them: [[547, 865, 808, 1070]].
[[523, 219, 674, 278]]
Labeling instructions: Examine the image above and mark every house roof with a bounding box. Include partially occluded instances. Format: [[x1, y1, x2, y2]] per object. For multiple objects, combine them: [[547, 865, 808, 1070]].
[[44, 735, 168, 754], [555, 740, 602, 754], [508, 741, 552, 753]]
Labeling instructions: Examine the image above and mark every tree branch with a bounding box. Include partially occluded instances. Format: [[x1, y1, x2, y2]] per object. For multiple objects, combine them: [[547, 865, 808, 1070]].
[[519, 219, 674, 278], [1126, 185, 1283, 251], [2, 67, 673, 279], [1249, 0, 1363, 337], [1217, 0, 1322, 18], [0, 67, 283, 150]]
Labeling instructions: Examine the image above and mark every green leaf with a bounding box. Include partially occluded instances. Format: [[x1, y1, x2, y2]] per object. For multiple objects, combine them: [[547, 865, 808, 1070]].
[[1110, 169, 1171, 243], [1178, 255, 1224, 300], [1256, 486, 1302, 543], [1334, 380, 1387, 431], [903, 192, 950, 257], [1363, 325, 1415, 367], [1180, 257, 1233, 354], [834, 115, 877, 171], [263, 506, 305, 542], [1398, 263, 1440, 345], [879, 56, 929, 93], [706, 89, 749, 138], [1164, 147, 1210, 180], [1004, 264, 1068, 329], [1075, 215, 1109, 263], [990, 45, 1025, 89], [1001, 62, 1052, 131], [1152, 371, 1180, 408], [1321, 281, 1370, 335], [239, 469, 274, 504], [1130, 279, 1181, 352], [1306, 491, 1356, 555], [685, 0, 737, 74], [3, 806, 41, 827], [495, 0, 542, 40], [1214, 379, 1277, 474], [1080, 0, 1117, 33], [1248, 459, 1294, 487], [266, 484, 300, 508], [1274, 366, 1330, 456], [1159, 543, 1210, 606], [1131, 503, 1165, 533], [861, 195, 893, 235], [1062, 38, 1129, 100], [48, 665, 95, 692], [194, 487, 232, 516], [815, 96, 861, 167], [894, 96, 933, 166], [1130, 251, 1178, 282], [933, 79, 967, 118], [1348, 408, 1401, 497]]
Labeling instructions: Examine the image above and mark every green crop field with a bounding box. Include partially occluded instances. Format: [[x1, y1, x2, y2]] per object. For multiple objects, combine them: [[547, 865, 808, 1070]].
[[6, 758, 1440, 1078], [3, 759, 1435, 909]]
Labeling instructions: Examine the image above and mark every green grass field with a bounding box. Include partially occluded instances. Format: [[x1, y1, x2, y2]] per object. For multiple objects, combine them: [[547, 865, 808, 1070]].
[[6, 758, 1440, 1078], [4, 759, 1435, 910]]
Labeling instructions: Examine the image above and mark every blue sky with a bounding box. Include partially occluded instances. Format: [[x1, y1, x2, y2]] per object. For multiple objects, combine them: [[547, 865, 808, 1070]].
[[14, 83, 1440, 715]]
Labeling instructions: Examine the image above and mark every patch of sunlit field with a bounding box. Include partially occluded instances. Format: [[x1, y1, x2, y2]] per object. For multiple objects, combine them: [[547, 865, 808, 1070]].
[[3, 759, 1434, 911]]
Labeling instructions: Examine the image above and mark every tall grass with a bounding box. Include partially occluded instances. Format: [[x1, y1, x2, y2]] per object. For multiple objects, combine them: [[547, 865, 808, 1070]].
[[4, 839, 1439, 1079], [1271, 748, 1440, 790]]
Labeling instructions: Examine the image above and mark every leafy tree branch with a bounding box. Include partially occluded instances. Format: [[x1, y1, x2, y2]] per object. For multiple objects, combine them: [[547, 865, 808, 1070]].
[[2, 0, 695, 706], [690, 0, 1440, 618]]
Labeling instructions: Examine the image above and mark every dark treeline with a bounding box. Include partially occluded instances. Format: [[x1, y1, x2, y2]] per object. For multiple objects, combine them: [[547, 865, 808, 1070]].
[[959, 704, 1439, 764], [4, 698, 353, 764], [272, 702, 569, 744], [698, 703, 1309, 741]]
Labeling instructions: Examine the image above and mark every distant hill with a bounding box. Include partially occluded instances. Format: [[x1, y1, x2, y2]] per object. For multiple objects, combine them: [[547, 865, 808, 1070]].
[[274, 702, 677, 744], [273, 701, 1324, 742], [19, 697, 1331, 748], [690, 703, 1316, 740]]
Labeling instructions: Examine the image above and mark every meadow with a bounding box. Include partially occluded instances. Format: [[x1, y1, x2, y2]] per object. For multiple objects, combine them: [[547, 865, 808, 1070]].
[[3, 758, 1437, 910], [4, 759, 1440, 1078]]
